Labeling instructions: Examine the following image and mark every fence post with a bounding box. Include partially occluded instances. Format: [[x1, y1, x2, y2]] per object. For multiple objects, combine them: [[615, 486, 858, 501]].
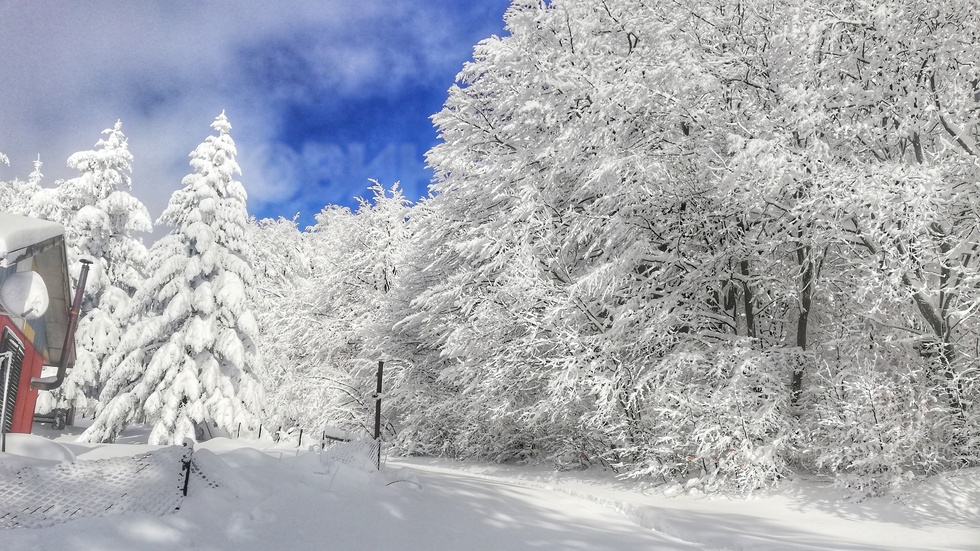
[[181, 443, 193, 497], [374, 360, 383, 469], [298, 428, 304, 448]]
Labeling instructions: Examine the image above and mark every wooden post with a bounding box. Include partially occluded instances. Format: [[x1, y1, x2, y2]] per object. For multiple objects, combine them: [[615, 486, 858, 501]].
[[374, 360, 383, 469], [182, 457, 192, 496]]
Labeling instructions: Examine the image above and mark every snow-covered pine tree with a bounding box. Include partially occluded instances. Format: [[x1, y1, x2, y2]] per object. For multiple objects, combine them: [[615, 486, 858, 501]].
[[1, 163, 24, 214], [37, 121, 152, 415], [82, 112, 264, 444], [0, 158, 17, 213], [25, 160, 64, 223], [21, 157, 46, 215], [0, 156, 44, 215], [0, 156, 65, 227], [0, 150, 14, 208]]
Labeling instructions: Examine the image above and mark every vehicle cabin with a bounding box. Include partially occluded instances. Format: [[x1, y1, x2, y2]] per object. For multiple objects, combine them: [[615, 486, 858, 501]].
[[0, 212, 74, 434]]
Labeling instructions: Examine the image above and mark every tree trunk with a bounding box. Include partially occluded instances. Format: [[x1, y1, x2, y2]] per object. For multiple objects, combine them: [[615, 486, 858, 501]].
[[792, 243, 813, 408], [739, 259, 756, 339]]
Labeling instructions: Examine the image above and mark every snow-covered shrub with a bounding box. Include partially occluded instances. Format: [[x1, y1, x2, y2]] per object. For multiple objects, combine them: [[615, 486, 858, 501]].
[[953, 369, 980, 465], [806, 349, 960, 496], [597, 343, 794, 493]]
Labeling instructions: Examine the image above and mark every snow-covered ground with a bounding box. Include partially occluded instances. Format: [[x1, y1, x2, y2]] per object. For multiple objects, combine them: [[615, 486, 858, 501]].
[[0, 422, 977, 551]]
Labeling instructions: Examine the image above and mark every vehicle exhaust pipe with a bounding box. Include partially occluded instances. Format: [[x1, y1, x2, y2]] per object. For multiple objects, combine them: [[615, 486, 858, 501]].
[[31, 259, 91, 391]]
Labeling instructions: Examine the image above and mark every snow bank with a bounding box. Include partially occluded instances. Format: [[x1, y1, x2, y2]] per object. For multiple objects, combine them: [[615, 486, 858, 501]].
[[0, 444, 191, 529], [0, 433, 74, 464], [2, 429, 975, 550], [388, 458, 980, 551]]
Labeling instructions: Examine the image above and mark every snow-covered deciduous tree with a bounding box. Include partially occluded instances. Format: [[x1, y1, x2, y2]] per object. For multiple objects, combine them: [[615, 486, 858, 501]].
[[247, 215, 313, 430], [790, 1, 980, 492], [82, 112, 263, 444], [255, 182, 411, 436], [381, 0, 980, 493]]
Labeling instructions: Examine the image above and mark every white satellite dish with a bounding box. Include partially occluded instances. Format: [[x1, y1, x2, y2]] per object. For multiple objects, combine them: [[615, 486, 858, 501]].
[[0, 271, 49, 320]]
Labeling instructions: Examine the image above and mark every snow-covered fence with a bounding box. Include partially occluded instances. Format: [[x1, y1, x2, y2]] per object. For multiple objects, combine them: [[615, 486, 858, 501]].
[[249, 423, 355, 447], [237, 419, 385, 470], [0, 443, 194, 529], [315, 437, 382, 471], [261, 425, 383, 467]]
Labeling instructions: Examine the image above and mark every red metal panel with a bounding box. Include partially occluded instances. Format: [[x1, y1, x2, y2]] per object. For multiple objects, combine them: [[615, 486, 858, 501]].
[[12, 345, 41, 433], [0, 315, 44, 433]]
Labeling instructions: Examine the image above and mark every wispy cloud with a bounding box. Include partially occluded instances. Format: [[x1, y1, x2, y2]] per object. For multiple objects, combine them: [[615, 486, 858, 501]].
[[0, 1, 510, 228]]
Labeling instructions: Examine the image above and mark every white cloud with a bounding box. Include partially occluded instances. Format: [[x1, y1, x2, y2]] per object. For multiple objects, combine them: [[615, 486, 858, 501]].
[[0, 1, 509, 232]]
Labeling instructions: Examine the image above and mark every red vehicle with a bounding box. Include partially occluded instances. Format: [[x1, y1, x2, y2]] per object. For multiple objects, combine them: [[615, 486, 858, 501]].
[[0, 213, 87, 436]]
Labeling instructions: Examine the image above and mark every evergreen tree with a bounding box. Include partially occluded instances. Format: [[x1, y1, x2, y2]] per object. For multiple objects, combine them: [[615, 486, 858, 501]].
[[0, 156, 69, 234], [38, 122, 151, 414], [21, 157, 46, 216], [0, 156, 45, 216], [82, 112, 264, 444]]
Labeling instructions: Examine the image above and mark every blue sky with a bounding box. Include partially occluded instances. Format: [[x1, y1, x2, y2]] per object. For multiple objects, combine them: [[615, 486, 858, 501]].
[[0, 1, 512, 230]]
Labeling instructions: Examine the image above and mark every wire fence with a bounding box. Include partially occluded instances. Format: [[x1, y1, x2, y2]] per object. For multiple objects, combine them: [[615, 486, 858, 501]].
[[1, 427, 389, 529], [225, 423, 357, 449], [256, 425, 383, 469], [0, 442, 194, 529]]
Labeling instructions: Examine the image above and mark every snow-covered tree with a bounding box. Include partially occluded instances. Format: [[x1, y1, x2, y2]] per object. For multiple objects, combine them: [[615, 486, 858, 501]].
[[0, 157, 64, 222], [0, 156, 46, 216], [35, 121, 152, 414], [21, 157, 47, 214], [82, 112, 263, 444], [26, 182, 64, 225], [788, 1, 980, 491], [247, 214, 313, 430], [381, 0, 980, 493], [255, 182, 411, 436]]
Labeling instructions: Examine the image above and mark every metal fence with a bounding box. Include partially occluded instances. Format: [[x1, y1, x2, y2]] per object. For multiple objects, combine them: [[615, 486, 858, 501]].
[[0, 443, 194, 529]]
